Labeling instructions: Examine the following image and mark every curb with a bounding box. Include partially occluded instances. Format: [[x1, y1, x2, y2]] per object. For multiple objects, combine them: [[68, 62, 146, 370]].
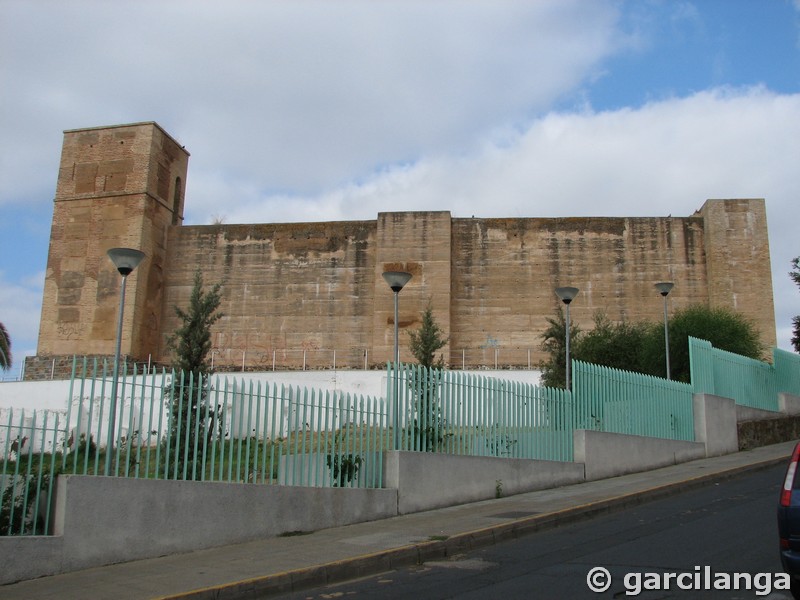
[[156, 454, 787, 600]]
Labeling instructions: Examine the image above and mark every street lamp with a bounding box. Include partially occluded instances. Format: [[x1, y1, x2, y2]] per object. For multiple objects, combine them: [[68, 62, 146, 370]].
[[210, 349, 218, 370], [382, 271, 413, 366], [382, 270, 412, 450], [555, 286, 579, 391], [105, 247, 145, 476], [655, 282, 674, 380]]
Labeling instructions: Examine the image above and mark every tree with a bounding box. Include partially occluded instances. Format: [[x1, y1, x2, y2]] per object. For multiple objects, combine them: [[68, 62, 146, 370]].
[[792, 257, 800, 353], [168, 270, 224, 376], [0, 322, 10, 371], [408, 300, 448, 368], [407, 301, 449, 450], [165, 270, 223, 479], [575, 312, 653, 374], [539, 303, 764, 386], [657, 304, 765, 383]]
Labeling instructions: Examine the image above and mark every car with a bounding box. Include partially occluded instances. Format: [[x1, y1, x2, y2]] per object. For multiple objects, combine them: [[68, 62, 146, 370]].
[[779, 442, 800, 599]]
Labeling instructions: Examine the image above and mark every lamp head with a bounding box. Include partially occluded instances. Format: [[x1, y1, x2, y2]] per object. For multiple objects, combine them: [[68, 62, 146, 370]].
[[655, 282, 674, 297], [107, 248, 146, 276], [382, 271, 412, 293], [555, 286, 579, 305]]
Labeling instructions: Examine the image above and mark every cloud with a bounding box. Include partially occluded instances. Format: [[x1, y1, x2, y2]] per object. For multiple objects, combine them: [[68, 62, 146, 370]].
[[1, 0, 623, 207], [0, 270, 44, 362], [207, 86, 799, 220]]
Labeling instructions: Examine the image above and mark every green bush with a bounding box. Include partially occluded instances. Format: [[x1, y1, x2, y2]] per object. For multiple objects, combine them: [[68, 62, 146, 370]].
[[539, 304, 765, 387]]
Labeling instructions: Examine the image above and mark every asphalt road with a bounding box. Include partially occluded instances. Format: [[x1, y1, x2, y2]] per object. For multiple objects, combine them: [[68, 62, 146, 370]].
[[272, 463, 790, 599]]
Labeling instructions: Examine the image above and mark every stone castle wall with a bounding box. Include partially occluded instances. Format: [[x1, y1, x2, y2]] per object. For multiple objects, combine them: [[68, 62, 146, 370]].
[[36, 122, 188, 366], [26, 123, 776, 379]]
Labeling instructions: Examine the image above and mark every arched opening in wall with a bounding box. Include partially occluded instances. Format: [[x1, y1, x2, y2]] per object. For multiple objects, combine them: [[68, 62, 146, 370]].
[[172, 177, 182, 225]]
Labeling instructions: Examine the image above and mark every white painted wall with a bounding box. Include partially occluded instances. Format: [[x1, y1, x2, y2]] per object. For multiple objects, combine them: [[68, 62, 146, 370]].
[[0, 369, 542, 411], [0, 369, 541, 454]]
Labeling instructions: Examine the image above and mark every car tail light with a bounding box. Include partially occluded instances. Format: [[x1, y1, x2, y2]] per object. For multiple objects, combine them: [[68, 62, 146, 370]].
[[781, 444, 800, 507]]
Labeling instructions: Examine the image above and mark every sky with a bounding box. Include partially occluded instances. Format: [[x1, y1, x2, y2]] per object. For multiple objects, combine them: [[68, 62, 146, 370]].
[[1, 0, 799, 379]]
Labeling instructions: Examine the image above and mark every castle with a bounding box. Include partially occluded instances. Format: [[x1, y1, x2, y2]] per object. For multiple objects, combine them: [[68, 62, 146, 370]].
[[24, 122, 776, 379]]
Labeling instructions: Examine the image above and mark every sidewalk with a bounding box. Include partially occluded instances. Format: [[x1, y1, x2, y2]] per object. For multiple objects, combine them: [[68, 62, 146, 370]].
[[1, 441, 794, 600]]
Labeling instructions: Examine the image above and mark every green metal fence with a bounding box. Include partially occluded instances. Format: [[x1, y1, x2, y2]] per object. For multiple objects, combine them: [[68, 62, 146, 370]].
[[387, 363, 575, 462], [689, 337, 800, 411], [5, 342, 797, 537], [386, 360, 697, 461], [0, 409, 60, 537], [775, 347, 800, 397], [571, 360, 695, 441], [0, 357, 387, 536]]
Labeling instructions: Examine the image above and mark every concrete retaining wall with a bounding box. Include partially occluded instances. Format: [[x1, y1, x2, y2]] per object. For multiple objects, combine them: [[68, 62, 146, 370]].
[[780, 393, 800, 416], [0, 536, 64, 585], [737, 404, 783, 423], [0, 476, 397, 585], [574, 430, 706, 481], [383, 451, 585, 514]]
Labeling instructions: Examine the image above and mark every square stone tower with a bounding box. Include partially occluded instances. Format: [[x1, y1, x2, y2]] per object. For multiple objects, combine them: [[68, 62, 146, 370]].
[[698, 198, 776, 348], [34, 122, 189, 369]]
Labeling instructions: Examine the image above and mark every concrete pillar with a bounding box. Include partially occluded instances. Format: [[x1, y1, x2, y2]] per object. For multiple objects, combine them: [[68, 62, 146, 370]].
[[780, 393, 800, 416], [693, 393, 738, 457]]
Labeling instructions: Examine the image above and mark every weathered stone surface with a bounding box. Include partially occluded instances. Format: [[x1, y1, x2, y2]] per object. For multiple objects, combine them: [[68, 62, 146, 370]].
[[26, 123, 776, 379], [36, 122, 188, 361]]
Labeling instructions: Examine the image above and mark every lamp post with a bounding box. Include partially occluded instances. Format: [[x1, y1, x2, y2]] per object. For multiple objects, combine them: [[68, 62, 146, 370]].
[[210, 349, 218, 370], [105, 247, 145, 476], [555, 286, 579, 391], [655, 282, 674, 380], [382, 270, 412, 450]]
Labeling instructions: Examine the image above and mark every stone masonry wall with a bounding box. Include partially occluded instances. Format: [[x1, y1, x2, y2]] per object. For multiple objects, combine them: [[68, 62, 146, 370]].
[[160, 219, 380, 370], [35, 123, 188, 366], [449, 215, 709, 367], [148, 200, 771, 371], [699, 199, 776, 348]]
